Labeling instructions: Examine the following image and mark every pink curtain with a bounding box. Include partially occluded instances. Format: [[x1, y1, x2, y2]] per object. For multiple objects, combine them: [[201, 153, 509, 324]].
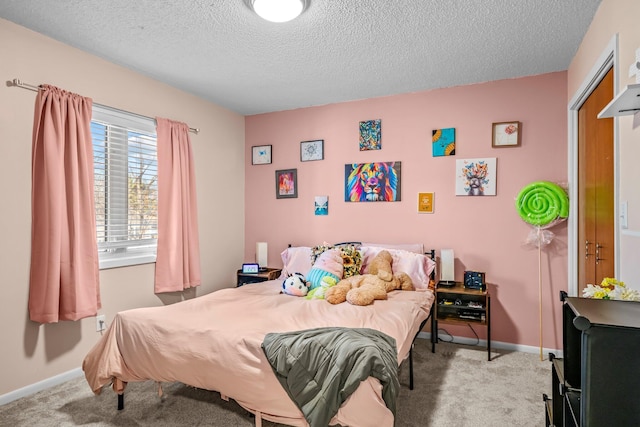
[[154, 117, 201, 293], [29, 85, 100, 323]]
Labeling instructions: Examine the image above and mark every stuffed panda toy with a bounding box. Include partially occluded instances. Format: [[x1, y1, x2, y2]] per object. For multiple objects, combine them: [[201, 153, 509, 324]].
[[281, 272, 310, 297]]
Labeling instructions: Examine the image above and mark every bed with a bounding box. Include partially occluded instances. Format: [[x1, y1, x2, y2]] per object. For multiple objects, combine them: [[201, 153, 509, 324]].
[[82, 243, 437, 427]]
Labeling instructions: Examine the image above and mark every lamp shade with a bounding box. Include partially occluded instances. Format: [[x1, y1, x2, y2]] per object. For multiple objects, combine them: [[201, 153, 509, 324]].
[[256, 242, 268, 268], [252, 0, 305, 23]]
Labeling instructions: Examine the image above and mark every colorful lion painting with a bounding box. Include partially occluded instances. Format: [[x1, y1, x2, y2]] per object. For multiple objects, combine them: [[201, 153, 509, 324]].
[[344, 162, 401, 202]]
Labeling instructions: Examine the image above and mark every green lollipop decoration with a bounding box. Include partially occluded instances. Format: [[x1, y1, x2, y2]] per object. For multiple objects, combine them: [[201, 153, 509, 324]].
[[516, 180, 569, 362], [516, 181, 569, 227]]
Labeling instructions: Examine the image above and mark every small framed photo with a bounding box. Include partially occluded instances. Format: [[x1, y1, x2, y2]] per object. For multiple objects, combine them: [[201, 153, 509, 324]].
[[276, 169, 298, 199], [301, 139, 324, 162], [492, 121, 521, 147], [252, 145, 272, 165], [418, 192, 434, 213]]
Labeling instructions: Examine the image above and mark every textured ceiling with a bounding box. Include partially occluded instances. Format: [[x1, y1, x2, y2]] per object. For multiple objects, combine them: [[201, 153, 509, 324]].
[[0, 0, 602, 115]]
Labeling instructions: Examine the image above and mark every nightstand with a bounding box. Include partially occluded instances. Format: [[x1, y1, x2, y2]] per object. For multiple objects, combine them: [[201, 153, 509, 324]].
[[434, 282, 491, 360], [236, 267, 282, 287]]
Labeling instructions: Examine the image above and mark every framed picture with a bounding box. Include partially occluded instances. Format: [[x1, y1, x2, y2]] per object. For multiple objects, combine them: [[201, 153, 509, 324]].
[[252, 145, 272, 165], [314, 196, 328, 215], [301, 139, 324, 162], [432, 128, 456, 157], [455, 158, 497, 196], [344, 162, 401, 202], [418, 192, 434, 213], [276, 169, 297, 199], [492, 121, 521, 147], [359, 119, 381, 151]]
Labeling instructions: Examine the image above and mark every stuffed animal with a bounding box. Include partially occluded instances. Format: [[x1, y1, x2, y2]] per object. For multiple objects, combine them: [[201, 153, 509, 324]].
[[281, 272, 310, 297], [305, 276, 337, 300], [325, 250, 415, 306]]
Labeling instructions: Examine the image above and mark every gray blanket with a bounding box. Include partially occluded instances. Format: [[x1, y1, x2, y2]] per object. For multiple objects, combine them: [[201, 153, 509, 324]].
[[262, 327, 399, 427]]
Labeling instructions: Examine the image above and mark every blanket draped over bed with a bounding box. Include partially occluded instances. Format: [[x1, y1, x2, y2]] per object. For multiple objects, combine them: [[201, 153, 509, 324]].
[[262, 327, 399, 427], [82, 281, 434, 427]]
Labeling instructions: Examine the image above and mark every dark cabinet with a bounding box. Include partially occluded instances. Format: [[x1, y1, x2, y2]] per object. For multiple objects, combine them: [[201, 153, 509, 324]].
[[236, 267, 282, 286], [434, 282, 491, 361], [544, 292, 640, 426]]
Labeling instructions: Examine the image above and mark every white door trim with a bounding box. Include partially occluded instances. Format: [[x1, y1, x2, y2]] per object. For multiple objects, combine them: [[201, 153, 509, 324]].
[[567, 34, 619, 296]]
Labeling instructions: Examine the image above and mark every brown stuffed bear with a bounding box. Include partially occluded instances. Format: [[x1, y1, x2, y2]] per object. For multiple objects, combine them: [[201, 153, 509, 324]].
[[325, 249, 415, 306]]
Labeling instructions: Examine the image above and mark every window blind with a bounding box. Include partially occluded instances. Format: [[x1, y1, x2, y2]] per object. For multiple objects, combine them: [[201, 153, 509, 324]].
[[92, 105, 158, 268]]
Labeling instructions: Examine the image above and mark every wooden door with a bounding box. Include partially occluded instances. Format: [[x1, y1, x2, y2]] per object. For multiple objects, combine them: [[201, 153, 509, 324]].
[[577, 68, 614, 293]]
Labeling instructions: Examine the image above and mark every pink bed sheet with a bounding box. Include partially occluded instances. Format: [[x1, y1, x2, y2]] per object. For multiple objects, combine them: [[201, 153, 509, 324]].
[[82, 281, 434, 426]]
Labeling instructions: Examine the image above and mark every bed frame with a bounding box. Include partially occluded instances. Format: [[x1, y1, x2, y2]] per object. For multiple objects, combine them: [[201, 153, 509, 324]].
[[112, 245, 437, 412], [408, 248, 436, 390]]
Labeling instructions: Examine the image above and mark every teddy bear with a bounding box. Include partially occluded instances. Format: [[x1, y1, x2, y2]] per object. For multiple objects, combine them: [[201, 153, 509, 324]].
[[325, 250, 415, 306]]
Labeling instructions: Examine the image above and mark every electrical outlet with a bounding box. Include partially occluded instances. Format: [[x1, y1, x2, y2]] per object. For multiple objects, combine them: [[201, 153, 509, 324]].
[[96, 314, 106, 332]]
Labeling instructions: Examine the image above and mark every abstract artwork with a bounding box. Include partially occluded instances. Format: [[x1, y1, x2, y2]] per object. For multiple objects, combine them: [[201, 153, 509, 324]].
[[432, 128, 456, 156], [275, 169, 297, 199], [455, 158, 497, 196], [344, 161, 401, 202], [359, 119, 381, 151]]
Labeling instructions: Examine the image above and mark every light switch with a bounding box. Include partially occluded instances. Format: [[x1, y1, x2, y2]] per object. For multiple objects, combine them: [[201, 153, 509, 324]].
[[620, 201, 628, 229]]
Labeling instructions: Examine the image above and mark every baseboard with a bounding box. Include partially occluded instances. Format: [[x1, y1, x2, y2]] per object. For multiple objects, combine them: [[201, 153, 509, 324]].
[[416, 332, 562, 358], [1, 334, 563, 407], [0, 367, 84, 407]]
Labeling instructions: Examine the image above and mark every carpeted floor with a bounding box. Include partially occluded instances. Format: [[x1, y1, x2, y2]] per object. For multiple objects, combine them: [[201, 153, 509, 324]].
[[0, 339, 550, 426]]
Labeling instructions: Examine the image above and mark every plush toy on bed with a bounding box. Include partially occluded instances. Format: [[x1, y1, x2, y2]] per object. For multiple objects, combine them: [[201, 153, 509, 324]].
[[305, 276, 337, 300], [281, 272, 310, 297], [325, 250, 414, 306]]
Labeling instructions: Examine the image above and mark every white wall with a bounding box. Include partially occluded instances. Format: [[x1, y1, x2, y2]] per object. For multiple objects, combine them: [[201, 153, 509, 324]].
[[567, 0, 640, 289]]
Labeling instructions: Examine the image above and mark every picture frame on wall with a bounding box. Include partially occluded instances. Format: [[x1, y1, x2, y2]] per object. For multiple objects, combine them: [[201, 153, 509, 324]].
[[455, 157, 497, 196], [417, 192, 434, 213], [276, 169, 298, 199], [492, 121, 521, 147], [300, 139, 324, 162], [359, 119, 382, 151], [344, 162, 401, 202], [252, 145, 272, 165]]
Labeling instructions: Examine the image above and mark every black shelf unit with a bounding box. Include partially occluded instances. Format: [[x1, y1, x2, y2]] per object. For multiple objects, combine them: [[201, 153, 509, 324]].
[[544, 291, 640, 426]]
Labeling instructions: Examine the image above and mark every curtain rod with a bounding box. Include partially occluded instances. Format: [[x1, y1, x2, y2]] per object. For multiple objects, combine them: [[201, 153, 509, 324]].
[[8, 78, 200, 134]]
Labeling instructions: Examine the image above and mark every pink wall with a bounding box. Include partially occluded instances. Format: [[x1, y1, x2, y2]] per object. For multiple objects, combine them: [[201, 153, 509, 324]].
[[245, 72, 568, 350]]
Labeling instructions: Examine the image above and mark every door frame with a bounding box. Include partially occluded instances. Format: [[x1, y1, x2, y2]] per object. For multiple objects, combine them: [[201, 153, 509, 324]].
[[567, 34, 620, 296]]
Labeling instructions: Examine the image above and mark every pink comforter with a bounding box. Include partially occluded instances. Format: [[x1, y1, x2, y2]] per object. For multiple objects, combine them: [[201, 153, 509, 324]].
[[83, 281, 434, 427]]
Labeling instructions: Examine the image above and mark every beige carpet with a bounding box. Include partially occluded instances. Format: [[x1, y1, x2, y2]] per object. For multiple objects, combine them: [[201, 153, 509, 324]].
[[0, 339, 550, 426]]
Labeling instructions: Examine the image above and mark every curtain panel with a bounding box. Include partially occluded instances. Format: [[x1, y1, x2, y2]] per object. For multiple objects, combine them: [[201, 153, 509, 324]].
[[29, 85, 100, 323], [154, 117, 202, 293]]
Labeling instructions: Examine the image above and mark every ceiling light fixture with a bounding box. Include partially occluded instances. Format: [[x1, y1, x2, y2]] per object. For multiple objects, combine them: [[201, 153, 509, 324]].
[[251, 0, 306, 23]]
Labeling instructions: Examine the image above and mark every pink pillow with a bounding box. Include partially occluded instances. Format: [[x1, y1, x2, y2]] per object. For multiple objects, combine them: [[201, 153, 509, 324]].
[[279, 246, 313, 279], [360, 246, 435, 290]]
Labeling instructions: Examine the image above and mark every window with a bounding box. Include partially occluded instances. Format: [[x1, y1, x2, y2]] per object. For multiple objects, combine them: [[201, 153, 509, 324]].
[[92, 106, 158, 269]]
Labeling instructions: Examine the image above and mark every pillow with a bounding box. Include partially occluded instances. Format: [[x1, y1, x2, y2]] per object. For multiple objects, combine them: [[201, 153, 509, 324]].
[[361, 242, 424, 254], [279, 246, 313, 279], [306, 249, 344, 290], [334, 243, 362, 279], [360, 246, 436, 290]]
